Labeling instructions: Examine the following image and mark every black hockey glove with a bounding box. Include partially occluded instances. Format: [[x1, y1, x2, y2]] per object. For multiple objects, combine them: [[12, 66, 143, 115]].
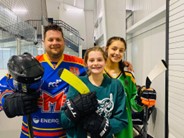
[[136, 86, 156, 107], [83, 112, 111, 138], [3, 92, 40, 118], [64, 92, 98, 122]]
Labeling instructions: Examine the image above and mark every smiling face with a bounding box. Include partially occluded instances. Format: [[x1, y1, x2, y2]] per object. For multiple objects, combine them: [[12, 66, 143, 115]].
[[106, 40, 126, 63], [43, 30, 65, 62], [86, 50, 106, 75]]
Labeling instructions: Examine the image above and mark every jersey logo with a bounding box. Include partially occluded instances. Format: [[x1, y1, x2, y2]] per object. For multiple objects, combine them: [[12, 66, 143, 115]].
[[48, 79, 62, 88], [69, 67, 80, 75], [38, 91, 66, 113], [96, 93, 114, 118]]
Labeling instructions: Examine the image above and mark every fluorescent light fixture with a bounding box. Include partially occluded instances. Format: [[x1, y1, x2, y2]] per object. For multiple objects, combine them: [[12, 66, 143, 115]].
[[65, 4, 83, 13], [12, 8, 28, 14], [66, 7, 83, 13]]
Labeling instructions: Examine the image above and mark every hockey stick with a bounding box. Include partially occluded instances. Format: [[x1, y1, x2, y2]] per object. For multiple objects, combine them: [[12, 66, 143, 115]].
[[27, 115, 34, 138], [145, 59, 167, 89], [58, 68, 90, 94], [143, 59, 167, 138]]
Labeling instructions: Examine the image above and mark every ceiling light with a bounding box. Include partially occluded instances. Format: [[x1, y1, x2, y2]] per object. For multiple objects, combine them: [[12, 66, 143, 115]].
[[12, 8, 28, 14], [65, 7, 83, 13]]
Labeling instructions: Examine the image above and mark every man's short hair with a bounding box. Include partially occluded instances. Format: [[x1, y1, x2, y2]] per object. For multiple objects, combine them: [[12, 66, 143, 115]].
[[44, 24, 63, 39]]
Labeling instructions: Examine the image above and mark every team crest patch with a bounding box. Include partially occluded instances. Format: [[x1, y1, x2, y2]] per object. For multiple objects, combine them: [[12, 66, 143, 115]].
[[69, 67, 80, 75]]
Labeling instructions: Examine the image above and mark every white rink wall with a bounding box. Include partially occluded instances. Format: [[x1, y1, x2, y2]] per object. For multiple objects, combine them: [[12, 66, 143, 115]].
[[126, 0, 166, 137], [0, 69, 22, 138]]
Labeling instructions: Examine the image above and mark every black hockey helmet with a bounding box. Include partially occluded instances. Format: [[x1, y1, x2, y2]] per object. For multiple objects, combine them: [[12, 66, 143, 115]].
[[7, 53, 44, 92]]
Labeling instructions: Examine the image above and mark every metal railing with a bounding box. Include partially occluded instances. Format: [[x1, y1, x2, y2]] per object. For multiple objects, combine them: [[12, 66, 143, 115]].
[[26, 19, 84, 52], [0, 4, 35, 41]]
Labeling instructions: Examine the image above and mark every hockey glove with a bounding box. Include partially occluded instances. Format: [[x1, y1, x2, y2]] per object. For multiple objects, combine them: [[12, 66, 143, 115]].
[[3, 92, 40, 118], [64, 92, 98, 122], [83, 112, 111, 138], [136, 86, 156, 107]]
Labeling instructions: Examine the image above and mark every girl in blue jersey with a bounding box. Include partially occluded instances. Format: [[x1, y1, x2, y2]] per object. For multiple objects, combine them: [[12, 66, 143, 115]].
[[60, 46, 128, 138]]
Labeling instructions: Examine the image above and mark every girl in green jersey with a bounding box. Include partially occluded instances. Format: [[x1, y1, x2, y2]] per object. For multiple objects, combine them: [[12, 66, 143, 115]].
[[61, 46, 128, 138], [104, 36, 156, 138]]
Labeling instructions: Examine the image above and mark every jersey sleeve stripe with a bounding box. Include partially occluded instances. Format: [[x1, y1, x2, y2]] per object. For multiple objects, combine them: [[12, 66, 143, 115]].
[[22, 124, 66, 137]]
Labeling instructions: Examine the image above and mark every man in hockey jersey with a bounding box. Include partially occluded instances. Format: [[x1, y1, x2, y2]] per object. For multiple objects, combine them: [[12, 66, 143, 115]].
[[0, 24, 88, 138]]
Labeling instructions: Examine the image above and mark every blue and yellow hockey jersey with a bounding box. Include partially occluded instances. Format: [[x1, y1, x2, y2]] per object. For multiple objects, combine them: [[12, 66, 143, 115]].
[[0, 53, 86, 138]]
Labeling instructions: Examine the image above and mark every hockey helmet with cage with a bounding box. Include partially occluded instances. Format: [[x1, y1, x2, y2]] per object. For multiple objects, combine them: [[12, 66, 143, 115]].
[[7, 52, 44, 92]]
